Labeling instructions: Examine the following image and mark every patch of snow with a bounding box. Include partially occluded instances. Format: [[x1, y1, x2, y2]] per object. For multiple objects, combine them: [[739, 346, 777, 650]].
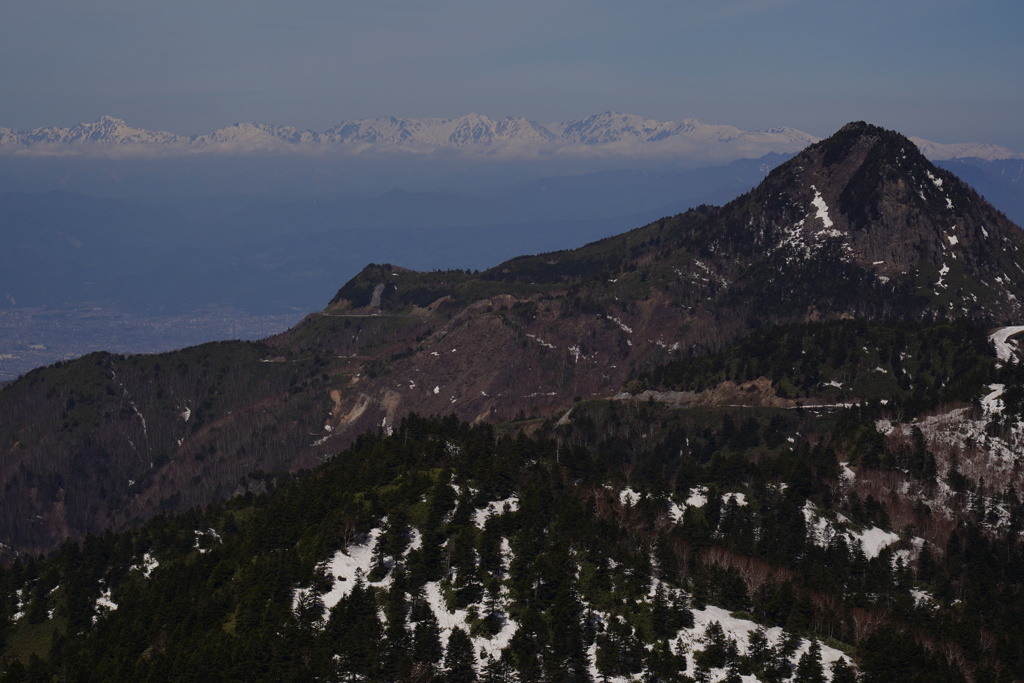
[[620, 487, 641, 507], [193, 528, 222, 554], [981, 384, 1005, 414], [686, 487, 708, 507], [11, 589, 24, 622], [990, 326, 1024, 362], [685, 605, 850, 673], [473, 496, 520, 529], [605, 315, 633, 334], [433, 385, 440, 394], [667, 500, 687, 524], [95, 586, 117, 617], [810, 185, 833, 228], [911, 588, 936, 609], [853, 526, 901, 560], [568, 345, 585, 363], [804, 502, 898, 559], [526, 334, 556, 350], [947, 234, 959, 246], [133, 552, 159, 578], [723, 492, 747, 507], [317, 529, 387, 615]]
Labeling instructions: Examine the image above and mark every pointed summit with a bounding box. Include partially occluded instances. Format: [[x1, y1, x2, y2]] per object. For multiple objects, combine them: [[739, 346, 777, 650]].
[[430, 122, 1023, 329], [690, 121, 1024, 322]]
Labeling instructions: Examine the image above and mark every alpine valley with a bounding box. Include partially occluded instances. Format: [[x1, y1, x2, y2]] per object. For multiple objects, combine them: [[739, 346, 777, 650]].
[[3, 122, 1024, 681]]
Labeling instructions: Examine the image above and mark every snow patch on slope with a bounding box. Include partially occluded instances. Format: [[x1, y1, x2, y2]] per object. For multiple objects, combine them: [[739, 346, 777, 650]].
[[990, 326, 1024, 362], [810, 185, 834, 228], [803, 503, 899, 559]]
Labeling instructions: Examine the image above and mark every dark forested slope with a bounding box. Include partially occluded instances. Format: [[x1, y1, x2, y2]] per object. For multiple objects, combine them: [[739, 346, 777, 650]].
[[4, 410, 1024, 681]]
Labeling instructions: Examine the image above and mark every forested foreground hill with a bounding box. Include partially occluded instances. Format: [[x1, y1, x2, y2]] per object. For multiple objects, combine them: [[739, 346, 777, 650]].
[[4, 402, 1024, 681]]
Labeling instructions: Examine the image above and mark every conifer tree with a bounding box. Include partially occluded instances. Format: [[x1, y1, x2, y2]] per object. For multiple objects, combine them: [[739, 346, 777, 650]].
[[412, 611, 444, 668], [326, 577, 382, 677], [294, 588, 325, 632], [794, 640, 826, 683], [480, 654, 516, 683], [830, 656, 859, 683], [694, 621, 733, 670], [445, 626, 477, 682]]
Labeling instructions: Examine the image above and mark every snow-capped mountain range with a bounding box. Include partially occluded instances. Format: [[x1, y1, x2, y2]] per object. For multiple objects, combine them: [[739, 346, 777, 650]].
[[3, 111, 1011, 163], [0, 112, 819, 159]]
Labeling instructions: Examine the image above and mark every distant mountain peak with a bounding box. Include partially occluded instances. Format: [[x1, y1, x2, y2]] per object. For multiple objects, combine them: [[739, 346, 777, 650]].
[[1, 113, 1019, 168], [705, 121, 1024, 322], [0, 113, 819, 160]]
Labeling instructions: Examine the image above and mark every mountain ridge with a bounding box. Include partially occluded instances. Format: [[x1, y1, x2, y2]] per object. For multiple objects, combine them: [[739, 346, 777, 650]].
[[308, 122, 1024, 445], [3, 112, 1021, 162], [0, 112, 816, 159], [1, 121, 1023, 561]]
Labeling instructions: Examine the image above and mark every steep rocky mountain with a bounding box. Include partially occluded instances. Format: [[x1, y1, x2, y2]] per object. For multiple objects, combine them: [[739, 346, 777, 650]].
[[1, 122, 1023, 563], [0, 115, 183, 147], [310, 122, 1024, 441]]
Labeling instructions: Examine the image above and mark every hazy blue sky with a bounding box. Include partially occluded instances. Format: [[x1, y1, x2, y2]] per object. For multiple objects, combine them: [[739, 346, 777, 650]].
[[3, 0, 1022, 148]]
